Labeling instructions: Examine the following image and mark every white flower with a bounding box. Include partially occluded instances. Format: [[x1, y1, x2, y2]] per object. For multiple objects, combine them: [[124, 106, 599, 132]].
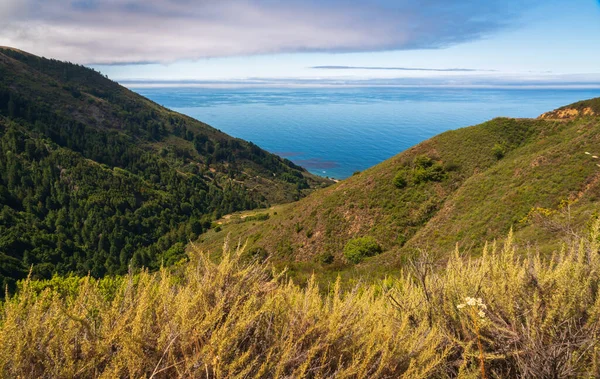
[[478, 310, 486, 319], [458, 296, 488, 309]]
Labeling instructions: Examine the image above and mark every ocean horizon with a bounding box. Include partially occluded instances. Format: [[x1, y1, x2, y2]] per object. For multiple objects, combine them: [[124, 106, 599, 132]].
[[132, 87, 600, 179]]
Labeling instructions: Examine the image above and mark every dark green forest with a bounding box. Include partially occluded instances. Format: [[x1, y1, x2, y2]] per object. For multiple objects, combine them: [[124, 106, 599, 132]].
[[0, 48, 328, 291]]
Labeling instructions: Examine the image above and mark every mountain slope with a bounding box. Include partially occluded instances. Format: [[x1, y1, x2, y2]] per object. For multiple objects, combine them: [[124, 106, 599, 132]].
[[197, 99, 600, 279], [0, 48, 331, 288], [0, 47, 329, 202]]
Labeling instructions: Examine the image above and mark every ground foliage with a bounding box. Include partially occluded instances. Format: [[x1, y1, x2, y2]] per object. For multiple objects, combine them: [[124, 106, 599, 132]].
[[2, 225, 600, 378]]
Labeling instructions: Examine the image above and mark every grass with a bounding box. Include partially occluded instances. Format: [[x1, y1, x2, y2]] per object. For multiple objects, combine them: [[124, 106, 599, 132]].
[[3, 222, 600, 377]]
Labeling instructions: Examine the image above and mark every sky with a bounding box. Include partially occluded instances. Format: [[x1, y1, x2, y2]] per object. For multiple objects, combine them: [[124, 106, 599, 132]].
[[1, 0, 600, 87]]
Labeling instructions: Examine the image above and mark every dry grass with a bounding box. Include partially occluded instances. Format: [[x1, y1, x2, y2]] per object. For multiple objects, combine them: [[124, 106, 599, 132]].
[[2, 224, 600, 378]]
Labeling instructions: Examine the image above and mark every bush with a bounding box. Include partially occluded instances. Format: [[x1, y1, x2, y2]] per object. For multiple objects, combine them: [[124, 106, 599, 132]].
[[492, 143, 506, 160], [393, 170, 408, 188], [443, 161, 460, 172], [245, 246, 269, 262], [413, 155, 434, 168], [163, 242, 187, 266], [316, 252, 334, 264], [244, 213, 270, 222], [3, 226, 600, 377], [412, 162, 447, 184], [394, 155, 448, 188], [343, 236, 382, 264]]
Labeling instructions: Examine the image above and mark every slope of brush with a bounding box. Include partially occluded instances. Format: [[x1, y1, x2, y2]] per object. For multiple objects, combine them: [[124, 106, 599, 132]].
[[197, 99, 600, 279]]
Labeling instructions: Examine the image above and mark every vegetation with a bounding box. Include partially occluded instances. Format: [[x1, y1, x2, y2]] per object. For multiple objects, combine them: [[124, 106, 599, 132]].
[[0, 48, 330, 290], [393, 155, 448, 188], [491, 143, 506, 160], [196, 99, 600, 282], [242, 213, 270, 222], [392, 170, 407, 188], [411, 155, 447, 184], [3, 47, 600, 376], [343, 236, 382, 263], [540, 97, 600, 119], [2, 226, 600, 377]]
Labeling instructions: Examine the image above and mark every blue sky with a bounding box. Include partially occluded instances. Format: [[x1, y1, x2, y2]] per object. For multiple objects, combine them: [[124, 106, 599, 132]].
[[1, 0, 599, 87]]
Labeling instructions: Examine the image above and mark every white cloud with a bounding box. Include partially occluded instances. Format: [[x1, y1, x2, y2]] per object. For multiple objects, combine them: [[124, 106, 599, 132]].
[[0, 0, 26, 21], [0, 0, 538, 64]]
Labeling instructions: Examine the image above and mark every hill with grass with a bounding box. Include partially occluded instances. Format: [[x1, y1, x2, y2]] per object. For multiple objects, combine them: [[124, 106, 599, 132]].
[[197, 98, 600, 281], [0, 47, 331, 288]]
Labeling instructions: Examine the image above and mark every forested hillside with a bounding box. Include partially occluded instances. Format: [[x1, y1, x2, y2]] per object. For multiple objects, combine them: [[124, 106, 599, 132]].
[[0, 48, 330, 290]]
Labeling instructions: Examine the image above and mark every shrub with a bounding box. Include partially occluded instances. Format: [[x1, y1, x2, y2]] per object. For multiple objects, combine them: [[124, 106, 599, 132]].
[[395, 155, 448, 188], [246, 246, 269, 262], [393, 170, 408, 188], [413, 162, 447, 184], [443, 161, 460, 172], [163, 242, 187, 266], [3, 225, 600, 377], [413, 154, 434, 168], [244, 213, 270, 222], [316, 252, 334, 264], [492, 143, 506, 160], [0, 243, 445, 378], [343, 236, 382, 264]]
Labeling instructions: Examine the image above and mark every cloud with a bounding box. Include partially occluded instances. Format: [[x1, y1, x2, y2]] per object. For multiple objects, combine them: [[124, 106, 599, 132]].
[[0, 0, 539, 64], [0, 0, 23, 15], [120, 73, 600, 89], [312, 66, 496, 72]]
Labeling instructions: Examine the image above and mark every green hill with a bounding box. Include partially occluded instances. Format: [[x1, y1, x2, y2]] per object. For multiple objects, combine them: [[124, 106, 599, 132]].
[[197, 99, 600, 281], [0, 48, 331, 288]]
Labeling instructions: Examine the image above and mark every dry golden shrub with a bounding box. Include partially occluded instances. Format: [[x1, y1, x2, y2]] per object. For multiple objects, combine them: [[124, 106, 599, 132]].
[[1, 224, 600, 378]]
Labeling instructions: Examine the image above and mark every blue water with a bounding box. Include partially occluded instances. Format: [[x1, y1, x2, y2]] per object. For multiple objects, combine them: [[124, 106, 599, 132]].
[[132, 87, 600, 179]]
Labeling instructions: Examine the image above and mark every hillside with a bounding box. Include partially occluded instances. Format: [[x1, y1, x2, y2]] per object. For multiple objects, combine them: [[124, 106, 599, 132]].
[[197, 98, 600, 280], [0, 48, 331, 289]]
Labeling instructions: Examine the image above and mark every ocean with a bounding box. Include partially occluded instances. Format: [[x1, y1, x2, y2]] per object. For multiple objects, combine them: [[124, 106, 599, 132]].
[[132, 87, 600, 179]]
